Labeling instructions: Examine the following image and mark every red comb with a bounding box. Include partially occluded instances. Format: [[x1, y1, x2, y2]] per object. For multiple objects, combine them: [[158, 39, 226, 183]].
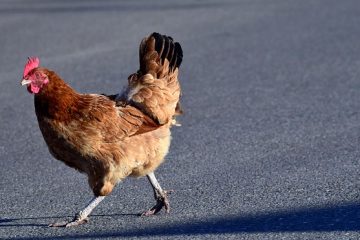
[[23, 57, 40, 77]]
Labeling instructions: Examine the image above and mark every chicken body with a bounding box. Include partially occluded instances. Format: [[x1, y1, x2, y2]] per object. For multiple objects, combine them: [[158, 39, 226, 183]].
[[35, 90, 172, 196], [21, 33, 183, 226]]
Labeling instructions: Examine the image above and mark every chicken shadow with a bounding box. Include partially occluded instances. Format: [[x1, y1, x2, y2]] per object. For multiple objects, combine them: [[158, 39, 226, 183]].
[[6, 202, 360, 239], [0, 213, 137, 228]]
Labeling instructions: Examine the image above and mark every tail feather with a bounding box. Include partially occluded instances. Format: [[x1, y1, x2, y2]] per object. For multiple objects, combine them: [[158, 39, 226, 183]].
[[139, 32, 183, 78], [124, 33, 183, 125]]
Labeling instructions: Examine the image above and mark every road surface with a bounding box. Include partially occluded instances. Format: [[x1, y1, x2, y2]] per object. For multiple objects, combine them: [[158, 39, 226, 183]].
[[0, 0, 359, 239]]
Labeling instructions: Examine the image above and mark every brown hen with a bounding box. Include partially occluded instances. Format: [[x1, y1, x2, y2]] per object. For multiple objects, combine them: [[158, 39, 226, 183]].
[[20, 33, 183, 227]]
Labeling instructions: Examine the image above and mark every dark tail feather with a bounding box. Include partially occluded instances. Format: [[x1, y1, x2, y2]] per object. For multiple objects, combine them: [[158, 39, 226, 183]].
[[139, 32, 183, 77]]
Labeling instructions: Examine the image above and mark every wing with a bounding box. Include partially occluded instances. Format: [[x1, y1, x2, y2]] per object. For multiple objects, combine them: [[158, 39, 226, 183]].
[[121, 32, 183, 125], [114, 103, 160, 138], [59, 94, 160, 147]]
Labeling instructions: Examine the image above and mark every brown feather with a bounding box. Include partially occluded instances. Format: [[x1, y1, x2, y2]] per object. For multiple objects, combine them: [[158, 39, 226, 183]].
[[125, 33, 183, 125]]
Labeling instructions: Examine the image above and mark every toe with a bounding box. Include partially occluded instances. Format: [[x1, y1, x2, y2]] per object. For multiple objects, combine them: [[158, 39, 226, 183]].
[[141, 209, 156, 217], [65, 218, 89, 227], [49, 221, 68, 227]]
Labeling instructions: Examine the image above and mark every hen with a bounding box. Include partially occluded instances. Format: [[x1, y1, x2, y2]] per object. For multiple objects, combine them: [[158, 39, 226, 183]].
[[21, 33, 183, 227]]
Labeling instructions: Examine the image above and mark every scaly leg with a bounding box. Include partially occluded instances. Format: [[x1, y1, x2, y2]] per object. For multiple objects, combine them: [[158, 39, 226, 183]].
[[142, 172, 172, 216], [49, 196, 105, 227]]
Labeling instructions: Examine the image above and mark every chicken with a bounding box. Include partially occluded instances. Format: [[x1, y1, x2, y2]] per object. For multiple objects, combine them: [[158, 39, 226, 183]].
[[20, 33, 183, 227]]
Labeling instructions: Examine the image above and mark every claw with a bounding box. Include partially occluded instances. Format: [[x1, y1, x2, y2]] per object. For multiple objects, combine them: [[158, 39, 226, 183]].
[[141, 189, 172, 216], [49, 216, 89, 228], [49, 221, 68, 227], [65, 217, 89, 227]]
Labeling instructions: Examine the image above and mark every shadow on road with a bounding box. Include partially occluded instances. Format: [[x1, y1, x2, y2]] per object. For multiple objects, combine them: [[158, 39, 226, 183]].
[[5, 202, 360, 239], [0, 213, 137, 228]]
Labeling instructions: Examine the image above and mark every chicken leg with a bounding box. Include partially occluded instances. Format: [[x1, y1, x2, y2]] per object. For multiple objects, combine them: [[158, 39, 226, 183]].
[[49, 196, 105, 227], [142, 172, 171, 216]]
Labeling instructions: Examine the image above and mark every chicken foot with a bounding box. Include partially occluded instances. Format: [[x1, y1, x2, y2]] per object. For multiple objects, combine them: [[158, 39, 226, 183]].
[[49, 196, 105, 227], [142, 172, 172, 216]]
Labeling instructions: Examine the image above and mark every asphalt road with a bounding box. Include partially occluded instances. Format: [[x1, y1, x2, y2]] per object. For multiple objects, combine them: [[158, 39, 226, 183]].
[[0, 0, 359, 239]]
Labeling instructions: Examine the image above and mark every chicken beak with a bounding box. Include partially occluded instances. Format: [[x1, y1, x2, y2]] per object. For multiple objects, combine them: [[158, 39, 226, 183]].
[[21, 79, 31, 86]]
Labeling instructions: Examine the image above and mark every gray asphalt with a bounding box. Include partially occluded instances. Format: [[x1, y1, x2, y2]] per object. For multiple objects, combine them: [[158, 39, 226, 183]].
[[0, 0, 360, 239]]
